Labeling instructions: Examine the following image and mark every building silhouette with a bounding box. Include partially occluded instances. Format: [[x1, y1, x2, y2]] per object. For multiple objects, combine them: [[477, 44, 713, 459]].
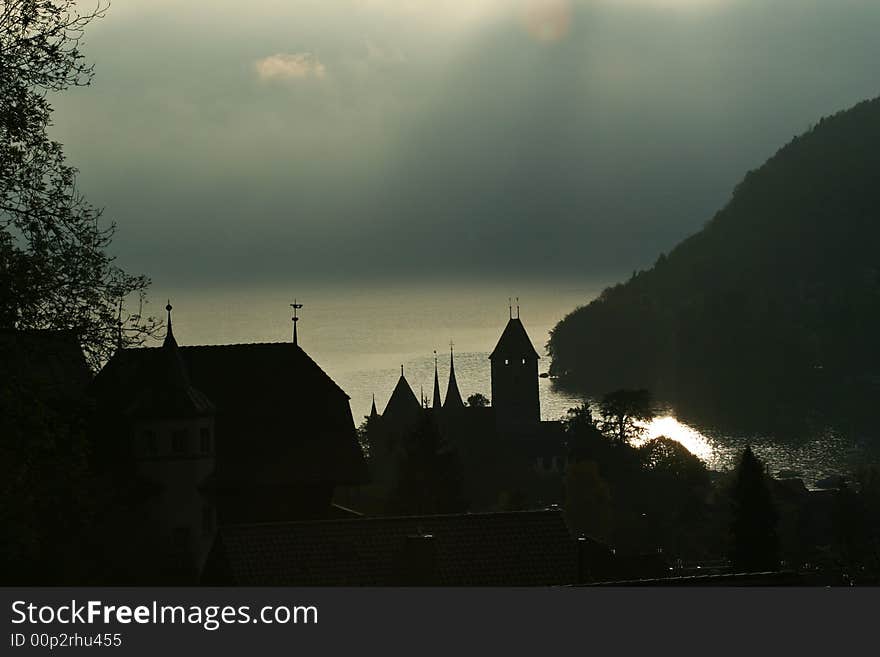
[[367, 310, 567, 511], [90, 304, 368, 578]]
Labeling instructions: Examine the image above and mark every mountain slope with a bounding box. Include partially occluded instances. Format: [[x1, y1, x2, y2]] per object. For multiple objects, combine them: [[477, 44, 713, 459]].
[[548, 97, 880, 428]]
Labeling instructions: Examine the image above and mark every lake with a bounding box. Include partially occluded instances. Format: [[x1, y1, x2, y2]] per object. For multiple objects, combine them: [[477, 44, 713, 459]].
[[149, 280, 874, 486]]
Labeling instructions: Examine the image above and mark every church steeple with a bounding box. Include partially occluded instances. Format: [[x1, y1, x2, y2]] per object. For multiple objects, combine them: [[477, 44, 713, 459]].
[[443, 343, 464, 409], [432, 350, 442, 409], [370, 393, 378, 420]]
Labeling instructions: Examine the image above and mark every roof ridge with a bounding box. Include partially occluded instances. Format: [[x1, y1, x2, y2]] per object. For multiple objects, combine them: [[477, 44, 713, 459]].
[[220, 507, 565, 531]]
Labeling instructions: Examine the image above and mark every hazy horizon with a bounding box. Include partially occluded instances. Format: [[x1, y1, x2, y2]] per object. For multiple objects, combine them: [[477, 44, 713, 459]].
[[52, 0, 880, 291]]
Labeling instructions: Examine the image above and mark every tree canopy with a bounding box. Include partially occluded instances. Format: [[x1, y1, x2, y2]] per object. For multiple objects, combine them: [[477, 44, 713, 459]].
[[1, 1, 157, 368]]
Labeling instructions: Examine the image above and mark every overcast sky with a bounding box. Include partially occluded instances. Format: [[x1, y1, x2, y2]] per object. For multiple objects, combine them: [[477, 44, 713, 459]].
[[52, 0, 880, 288]]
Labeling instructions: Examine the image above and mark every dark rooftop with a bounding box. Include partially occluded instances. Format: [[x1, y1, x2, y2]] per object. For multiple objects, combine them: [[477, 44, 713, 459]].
[[206, 508, 577, 586], [92, 341, 367, 486], [489, 318, 540, 361]]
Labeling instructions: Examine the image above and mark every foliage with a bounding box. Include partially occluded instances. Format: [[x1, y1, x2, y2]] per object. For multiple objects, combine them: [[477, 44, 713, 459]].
[[386, 414, 467, 515], [598, 389, 654, 444], [356, 416, 373, 461], [0, 378, 94, 583], [0, 1, 158, 369], [564, 460, 612, 542], [466, 392, 489, 407]]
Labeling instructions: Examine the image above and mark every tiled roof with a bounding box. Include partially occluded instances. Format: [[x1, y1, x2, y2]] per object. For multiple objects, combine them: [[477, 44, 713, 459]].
[[489, 318, 540, 360], [92, 342, 367, 486], [207, 508, 577, 586]]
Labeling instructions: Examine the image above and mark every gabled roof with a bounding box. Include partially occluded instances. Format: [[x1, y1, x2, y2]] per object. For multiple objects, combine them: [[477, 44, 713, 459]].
[[489, 318, 540, 360], [92, 341, 367, 486], [205, 508, 577, 586]]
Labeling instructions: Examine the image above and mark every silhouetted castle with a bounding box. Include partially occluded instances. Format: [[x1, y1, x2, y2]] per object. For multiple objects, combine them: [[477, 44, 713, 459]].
[[90, 304, 367, 579], [368, 309, 567, 510]]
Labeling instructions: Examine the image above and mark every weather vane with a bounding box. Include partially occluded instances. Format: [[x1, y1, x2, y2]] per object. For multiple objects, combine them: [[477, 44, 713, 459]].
[[290, 299, 303, 346]]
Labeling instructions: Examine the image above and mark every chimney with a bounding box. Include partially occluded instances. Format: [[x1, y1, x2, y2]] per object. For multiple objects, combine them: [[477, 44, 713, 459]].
[[395, 534, 439, 585]]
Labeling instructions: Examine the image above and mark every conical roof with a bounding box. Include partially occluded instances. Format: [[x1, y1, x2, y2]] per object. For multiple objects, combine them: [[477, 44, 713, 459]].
[[443, 348, 464, 409], [384, 368, 421, 418], [432, 356, 442, 409], [489, 318, 540, 361], [125, 303, 215, 419]]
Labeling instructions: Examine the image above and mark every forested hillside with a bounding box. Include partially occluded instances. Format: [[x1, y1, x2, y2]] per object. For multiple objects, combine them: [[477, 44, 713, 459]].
[[549, 97, 880, 430]]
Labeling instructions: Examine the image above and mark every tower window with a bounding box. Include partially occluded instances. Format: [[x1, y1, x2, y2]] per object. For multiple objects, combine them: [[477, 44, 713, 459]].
[[200, 427, 212, 454], [504, 359, 509, 365], [172, 429, 188, 454], [521, 358, 526, 365]]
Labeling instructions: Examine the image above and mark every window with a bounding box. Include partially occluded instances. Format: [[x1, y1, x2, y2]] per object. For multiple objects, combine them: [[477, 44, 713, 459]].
[[200, 427, 212, 454], [504, 358, 509, 365], [521, 357, 526, 365], [172, 429, 187, 454]]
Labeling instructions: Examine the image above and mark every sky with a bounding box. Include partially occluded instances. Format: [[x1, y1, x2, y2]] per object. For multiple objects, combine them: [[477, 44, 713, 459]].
[[52, 0, 880, 289]]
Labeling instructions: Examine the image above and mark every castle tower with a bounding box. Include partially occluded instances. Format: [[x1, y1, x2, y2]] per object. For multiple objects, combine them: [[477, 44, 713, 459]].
[[125, 302, 216, 578], [489, 307, 540, 432]]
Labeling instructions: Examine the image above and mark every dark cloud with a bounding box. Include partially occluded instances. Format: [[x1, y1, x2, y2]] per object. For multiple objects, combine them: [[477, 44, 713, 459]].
[[51, 0, 880, 286]]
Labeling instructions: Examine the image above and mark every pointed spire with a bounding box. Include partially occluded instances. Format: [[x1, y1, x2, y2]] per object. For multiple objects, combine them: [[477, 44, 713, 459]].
[[444, 341, 464, 409], [163, 300, 177, 348], [432, 350, 442, 409], [370, 393, 378, 419]]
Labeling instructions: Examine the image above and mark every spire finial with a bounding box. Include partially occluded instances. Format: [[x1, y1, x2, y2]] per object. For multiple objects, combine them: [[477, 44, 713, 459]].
[[509, 297, 512, 320], [401, 363, 404, 377], [163, 299, 175, 347], [516, 296, 520, 319], [290, 299, 303, 346]]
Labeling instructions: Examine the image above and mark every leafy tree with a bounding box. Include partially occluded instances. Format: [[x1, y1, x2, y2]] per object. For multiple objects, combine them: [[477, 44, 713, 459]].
[[598, 389, 654, 444], [466, 392, 489, 407], [1, 1, 157, 368], [355, 416, 374, 461], [0, 377, 93, 584], [728, 446, 779, 572], [564, 460, 612, 542]]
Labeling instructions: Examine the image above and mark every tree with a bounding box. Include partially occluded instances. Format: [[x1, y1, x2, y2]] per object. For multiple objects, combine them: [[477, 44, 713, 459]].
[[598, 389, 654, 444], [386, 414, 467, 516], [466, 392, 489, 407], [728, 445, 779, 572], [1, 1, 157, 368], [564, 460, 612, 542], [355, 416, 374, 461]]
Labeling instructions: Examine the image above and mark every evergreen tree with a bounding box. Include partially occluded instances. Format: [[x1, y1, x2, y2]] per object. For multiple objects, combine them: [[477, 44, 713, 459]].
[[729, 446, 779, 571]]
